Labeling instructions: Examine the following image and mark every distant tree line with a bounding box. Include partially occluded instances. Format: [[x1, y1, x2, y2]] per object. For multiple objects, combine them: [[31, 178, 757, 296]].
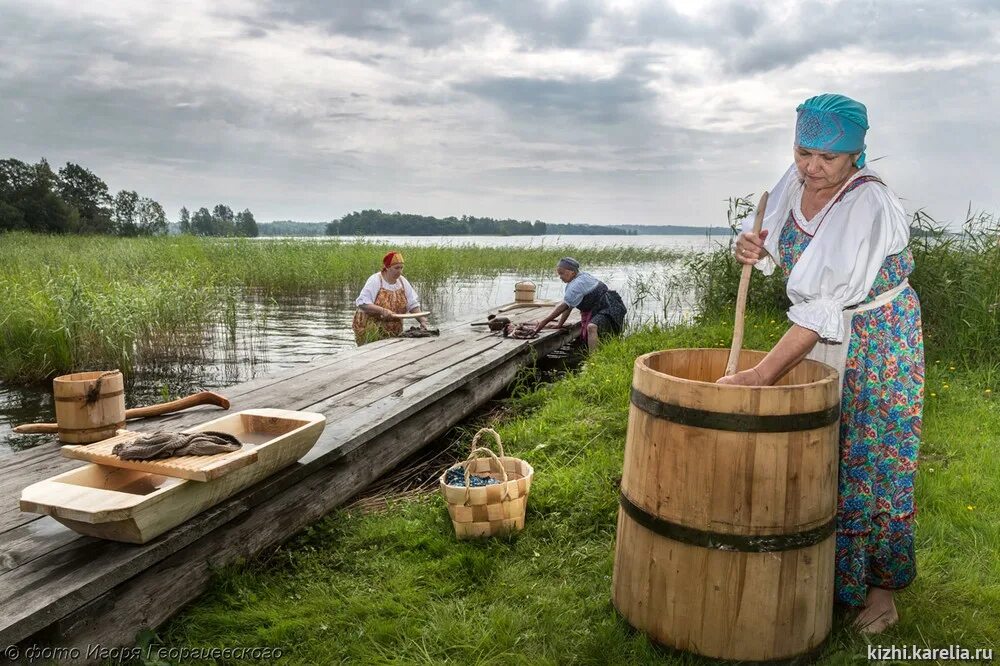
[[0, 158, 167, 235], [258, 220, 326, 236], [328, 210, 557, 236], [177, 205, 258, 237], [547, 222, 634, 235], [614, 224, 732, 235]]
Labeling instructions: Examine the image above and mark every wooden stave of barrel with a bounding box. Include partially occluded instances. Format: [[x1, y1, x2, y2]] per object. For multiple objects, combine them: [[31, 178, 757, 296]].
[[612, 348, 840, 662]]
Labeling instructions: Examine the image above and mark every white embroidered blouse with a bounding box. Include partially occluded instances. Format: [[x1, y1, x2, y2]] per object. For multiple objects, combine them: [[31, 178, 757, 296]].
[[354, 273, 420, 310], [744, 164, 910, 343]]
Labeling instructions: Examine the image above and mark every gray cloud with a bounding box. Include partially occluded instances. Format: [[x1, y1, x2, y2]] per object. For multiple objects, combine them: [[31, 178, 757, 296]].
[[456, 71, 653, 126], [0, 0, 996, 227], [464, 0, 602, 48], [262, 0, 462, 48]]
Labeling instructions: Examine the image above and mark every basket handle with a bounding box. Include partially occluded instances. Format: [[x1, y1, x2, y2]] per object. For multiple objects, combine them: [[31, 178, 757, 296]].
[[461, 446, 511, 503], [471, 427, 505, 458]]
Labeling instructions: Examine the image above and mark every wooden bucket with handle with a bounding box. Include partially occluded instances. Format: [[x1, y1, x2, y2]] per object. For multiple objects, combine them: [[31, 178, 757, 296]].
[[514, 280, 537, 303], [52, 370, 126, 444]]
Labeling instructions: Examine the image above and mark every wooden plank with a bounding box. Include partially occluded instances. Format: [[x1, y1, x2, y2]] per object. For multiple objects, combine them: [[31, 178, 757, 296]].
[[25, 346, 525, 655], [0, 320, 579, 646], [0, 335, 469, 532], [0, 320, 575, 535], [0, 518, 77, 575], [0, 337, 493, 565], [0, 336, 485, 542], [3, 339, 500, 572], [0, 334, 417, 466], [0, 328, 574, 645]]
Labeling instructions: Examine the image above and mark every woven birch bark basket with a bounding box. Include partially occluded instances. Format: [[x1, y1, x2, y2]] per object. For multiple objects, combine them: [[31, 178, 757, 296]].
[[439, 428, 534, 539]]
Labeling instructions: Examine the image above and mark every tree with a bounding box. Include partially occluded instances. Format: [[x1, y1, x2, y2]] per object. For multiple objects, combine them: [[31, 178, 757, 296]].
[[113, 190, 140, 236], [211, 204, 235, 236], [0, 159, 75, 233], [191, 207, 213, 236], [0, 159, 33, 231], [136, 197, 167, 235], [178, 206, 191, 234], [235, 208, 258, 237], [57, 162, 113, 233], [0, 159, 35, 196], [0, 201, 25, 230]]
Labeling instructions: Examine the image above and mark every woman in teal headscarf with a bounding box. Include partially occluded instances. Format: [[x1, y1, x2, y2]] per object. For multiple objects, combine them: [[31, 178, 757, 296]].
[[719, 94, 924, 633]]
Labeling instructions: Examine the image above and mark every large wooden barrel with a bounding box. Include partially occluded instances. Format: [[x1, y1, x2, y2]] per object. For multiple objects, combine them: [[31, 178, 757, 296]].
[[53, 370, 127, 444], [612, 348, 840, 662]]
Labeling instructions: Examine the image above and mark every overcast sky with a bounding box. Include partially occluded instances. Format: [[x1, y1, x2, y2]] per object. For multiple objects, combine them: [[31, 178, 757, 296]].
[[1, 0, 997, 227]]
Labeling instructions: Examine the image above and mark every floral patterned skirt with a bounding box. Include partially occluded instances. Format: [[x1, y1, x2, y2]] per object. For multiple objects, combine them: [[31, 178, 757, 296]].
[[836, 285, 924, 606]]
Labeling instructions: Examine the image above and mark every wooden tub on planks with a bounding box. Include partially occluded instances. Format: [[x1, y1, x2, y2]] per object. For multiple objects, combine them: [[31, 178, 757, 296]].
[[19, 409, 325, 544]]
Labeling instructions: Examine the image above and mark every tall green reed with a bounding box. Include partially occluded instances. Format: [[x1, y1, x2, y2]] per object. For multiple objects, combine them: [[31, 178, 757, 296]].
[[908, 209, 1000, 366], [0, 233, 681, 384]]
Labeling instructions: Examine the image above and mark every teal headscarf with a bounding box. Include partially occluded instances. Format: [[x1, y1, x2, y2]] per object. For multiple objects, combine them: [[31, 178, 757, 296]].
[[795, 93, 869, 167]]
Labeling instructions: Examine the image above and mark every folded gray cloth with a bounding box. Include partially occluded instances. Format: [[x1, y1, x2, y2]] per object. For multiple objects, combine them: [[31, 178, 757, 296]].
[[112, 430, 243, 460], [401, 326, 440, 338]]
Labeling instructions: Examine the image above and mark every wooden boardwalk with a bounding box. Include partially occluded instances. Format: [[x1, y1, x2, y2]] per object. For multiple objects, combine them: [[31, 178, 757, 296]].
[[0, 304, 579, 657]]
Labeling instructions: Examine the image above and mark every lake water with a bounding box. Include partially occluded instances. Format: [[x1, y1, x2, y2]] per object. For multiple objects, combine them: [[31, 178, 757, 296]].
[[0, 234, 730, 449], [273, 233, 728, 251]]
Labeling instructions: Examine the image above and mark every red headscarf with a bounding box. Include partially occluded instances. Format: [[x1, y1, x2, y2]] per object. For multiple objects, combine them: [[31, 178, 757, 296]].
[[382, 251, 404, 270]]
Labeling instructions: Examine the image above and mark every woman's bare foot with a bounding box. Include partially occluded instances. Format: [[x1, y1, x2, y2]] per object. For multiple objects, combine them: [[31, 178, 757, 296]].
[[854, 587, 898, 634]]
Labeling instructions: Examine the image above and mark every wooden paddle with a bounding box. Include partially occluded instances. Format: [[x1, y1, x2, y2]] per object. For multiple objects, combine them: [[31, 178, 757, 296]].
[[724, 191, 769, 377], [13, 391, 231, 434]]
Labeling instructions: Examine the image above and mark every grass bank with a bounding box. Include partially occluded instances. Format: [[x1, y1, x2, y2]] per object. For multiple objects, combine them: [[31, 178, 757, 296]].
[[154, 317, 999, 664], [0, 233, 681, 383]]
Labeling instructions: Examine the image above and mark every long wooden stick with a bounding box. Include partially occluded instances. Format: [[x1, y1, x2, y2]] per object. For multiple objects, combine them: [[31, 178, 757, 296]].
[[725, 191, 769, 377], [13, 391, 231, 434]]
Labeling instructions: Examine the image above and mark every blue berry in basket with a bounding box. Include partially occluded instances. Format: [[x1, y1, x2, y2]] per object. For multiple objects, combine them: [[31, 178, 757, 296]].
[[445, 466, 499, 487]]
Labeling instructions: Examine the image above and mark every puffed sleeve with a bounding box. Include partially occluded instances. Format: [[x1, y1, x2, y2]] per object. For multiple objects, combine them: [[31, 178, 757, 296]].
[[562, 278, 584, 308], [785, 184, 909, 342], [354, 273, 381, 306], [402, 278, 420, 310]]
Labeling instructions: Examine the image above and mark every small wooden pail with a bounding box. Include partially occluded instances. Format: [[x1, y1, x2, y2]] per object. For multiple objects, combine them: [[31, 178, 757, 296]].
[[53, 370, 127, 444], [612, 348, 840, 662], [514, 281, 536, 303], [439, 428, 534, 539]]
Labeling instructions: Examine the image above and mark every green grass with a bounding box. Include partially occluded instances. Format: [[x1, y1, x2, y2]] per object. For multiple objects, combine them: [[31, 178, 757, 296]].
[[153, 317, 999, 664], [0, 232, 680, 383]]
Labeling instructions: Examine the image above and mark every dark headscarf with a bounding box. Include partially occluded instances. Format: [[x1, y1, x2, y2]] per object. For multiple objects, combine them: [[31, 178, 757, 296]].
[[557, 257, 580, 272]]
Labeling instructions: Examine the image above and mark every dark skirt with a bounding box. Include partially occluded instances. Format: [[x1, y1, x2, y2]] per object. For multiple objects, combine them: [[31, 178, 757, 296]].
[[582, 290, 626, 340]]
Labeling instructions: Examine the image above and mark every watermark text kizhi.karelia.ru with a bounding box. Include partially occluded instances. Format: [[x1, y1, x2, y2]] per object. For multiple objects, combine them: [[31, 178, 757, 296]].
[[868, 644, 993, 662]]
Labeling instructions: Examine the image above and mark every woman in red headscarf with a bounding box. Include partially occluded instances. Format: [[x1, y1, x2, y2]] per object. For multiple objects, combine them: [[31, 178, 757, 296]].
[[352, 251, 428, 345]]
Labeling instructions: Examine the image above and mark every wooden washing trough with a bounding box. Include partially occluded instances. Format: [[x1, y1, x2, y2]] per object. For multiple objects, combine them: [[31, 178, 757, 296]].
[[19, 409, 326, 544]]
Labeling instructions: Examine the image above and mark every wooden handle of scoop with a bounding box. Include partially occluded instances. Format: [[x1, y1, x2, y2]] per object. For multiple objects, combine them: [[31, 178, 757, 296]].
[[12, 391, 231, 434], [725, 191, 769, 377], [123, 391, 230, 418]]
